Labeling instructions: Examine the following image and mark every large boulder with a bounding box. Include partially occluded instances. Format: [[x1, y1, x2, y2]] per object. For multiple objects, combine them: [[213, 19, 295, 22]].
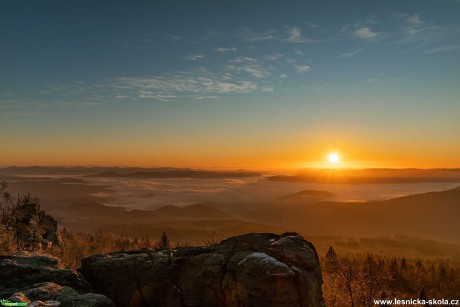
[[82, 232, 325, 307], [8, 282, 79, 302], [7, 284, 113, 307], [0, 253, 114, 307], [0, 252, 90, 296]]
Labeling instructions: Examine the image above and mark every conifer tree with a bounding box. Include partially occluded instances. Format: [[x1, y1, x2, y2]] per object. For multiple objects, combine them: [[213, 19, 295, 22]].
[[325, 246, 339, 273], [159, 231, 170, 249]]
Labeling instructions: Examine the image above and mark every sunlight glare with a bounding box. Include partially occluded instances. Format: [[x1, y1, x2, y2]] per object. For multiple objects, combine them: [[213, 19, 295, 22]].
[[328, 152, 340, 164]]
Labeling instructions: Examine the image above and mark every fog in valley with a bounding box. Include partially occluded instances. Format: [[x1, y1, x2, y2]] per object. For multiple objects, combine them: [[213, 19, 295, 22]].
[[2, 167, 460, 258], [90, 176, 458, 210]]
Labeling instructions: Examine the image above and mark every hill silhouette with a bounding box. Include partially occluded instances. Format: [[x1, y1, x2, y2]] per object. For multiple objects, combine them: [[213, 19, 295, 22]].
[[234, 187, 460, 243], [277, 190, 334, 202], [88, 170, 261, 179], [268, 168, 460, 184], [151, 204, 231, 220], [1, 166, 261, 178]]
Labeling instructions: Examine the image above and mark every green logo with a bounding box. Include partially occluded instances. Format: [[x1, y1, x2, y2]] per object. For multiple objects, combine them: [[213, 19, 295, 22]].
[[0, 299, 28, 307]]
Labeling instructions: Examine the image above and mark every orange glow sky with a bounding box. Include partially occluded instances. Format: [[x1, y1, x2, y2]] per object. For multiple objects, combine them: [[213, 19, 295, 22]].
[[2, 126, 459, 170]]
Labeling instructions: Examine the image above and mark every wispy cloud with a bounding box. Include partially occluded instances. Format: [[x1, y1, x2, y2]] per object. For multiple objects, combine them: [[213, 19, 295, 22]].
[[0, 99, 55, 117], [405, 14, 425, 35], [139, 38, 153, 43], [242, 29, 279, 42], [261, 86, 274, 93], [395, 13, 446, 43], [284, 26, 311, 43], [193, 95, 219, 100], [338, 48, 363, 59], [226, 56, 271, 79], [263, 53, 283, 61], [424, 44, 460, 54], [1, 91, 107, 113], [184, 54, 205, 61], [37, 66, 266, 104], [353, 26, 379, 40], [294, 50, 305, 56], [138, 91, 177, 101], [225, 65, 269, 79], [111, 54, 279, 100], [365, 17, 379, 25], [166, 34, 181, 41], [214, 47, 237, 52], [230, 56, 257, 63], [117, 69, 258, 100], [294, 65, 311, 73], [210, 26, 326, 45]]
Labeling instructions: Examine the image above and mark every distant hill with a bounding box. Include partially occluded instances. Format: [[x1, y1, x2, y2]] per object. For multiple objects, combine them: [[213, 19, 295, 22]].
[[240, 186, 460, 244], [268, 168, 460, 184], [35, 200, 285, 243], [277, 190, 334, 202], [1, 166, 150, 175], [87, 170, 261, 179], [54, 178, 90, 184], [151, 204, 231, 220], [0, 166, 261, 178], [26, 199, 233, 225], [128, 203, 232, 221]]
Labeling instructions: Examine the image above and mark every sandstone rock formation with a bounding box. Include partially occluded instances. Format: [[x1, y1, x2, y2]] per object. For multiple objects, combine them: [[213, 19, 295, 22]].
[[0, 252, 113, 307], [82, 232, 325, 307], [0, 233, 324, 306]]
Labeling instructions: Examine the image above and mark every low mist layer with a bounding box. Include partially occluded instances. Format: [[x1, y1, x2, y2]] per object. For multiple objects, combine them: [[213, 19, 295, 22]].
[[2, 166, 460, 246]]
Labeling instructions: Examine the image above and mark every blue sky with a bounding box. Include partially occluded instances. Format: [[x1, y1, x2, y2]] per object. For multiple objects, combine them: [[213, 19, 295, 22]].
[[1, 0, 460, 168]]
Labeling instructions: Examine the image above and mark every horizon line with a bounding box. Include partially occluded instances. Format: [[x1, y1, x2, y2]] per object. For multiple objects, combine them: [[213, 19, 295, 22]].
[[2, 165, 460, 171]]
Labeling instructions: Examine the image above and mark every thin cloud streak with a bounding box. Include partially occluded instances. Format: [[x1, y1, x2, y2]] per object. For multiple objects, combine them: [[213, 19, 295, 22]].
[[214, 47, 237, 52], [185, 54, 206, 61], [338, 48, 363, 59], [424, 44, 460, 54], [241, 28, 279, 42]]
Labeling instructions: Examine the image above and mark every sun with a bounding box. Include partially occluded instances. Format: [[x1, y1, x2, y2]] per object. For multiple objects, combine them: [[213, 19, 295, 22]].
[[327, 152, 340, 164]]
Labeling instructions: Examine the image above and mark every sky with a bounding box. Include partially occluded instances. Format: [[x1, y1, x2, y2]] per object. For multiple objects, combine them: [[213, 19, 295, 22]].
[[1, 0, 460, 169]]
